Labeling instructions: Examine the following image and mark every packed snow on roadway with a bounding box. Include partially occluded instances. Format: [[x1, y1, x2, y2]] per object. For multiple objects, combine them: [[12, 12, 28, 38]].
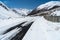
[[23, 16, 60, 40]]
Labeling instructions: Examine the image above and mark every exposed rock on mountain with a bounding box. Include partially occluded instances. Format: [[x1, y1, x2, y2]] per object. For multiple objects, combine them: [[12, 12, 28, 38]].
[[12, 8, 32, 16], [28, 1, 60, 16]]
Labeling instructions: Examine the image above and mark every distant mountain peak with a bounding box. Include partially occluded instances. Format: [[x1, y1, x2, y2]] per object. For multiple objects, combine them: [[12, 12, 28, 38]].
[[12, 8, 32, 16]]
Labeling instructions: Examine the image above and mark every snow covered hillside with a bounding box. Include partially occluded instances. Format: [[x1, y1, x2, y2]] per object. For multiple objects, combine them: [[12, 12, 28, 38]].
[[0, 1, 21, 19], [28, 1, 60, 16], [12, 8, 32, 16], [0, 1, 31, 19]]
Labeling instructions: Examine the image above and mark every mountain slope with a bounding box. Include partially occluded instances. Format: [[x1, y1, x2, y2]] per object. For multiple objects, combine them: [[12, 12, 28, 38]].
[[28, 1, 60, 16], [12, 8, 32, 16], [0, 1, 21, 19]]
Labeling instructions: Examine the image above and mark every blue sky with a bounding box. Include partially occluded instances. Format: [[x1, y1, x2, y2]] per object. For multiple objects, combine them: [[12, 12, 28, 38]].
[[0, 0, 60, 9]]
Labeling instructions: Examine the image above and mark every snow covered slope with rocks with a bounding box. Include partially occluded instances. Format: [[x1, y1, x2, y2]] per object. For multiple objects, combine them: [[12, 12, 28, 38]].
[[37, 1, 60, 10], [28, 1, 60, 16], [0, 1, 23, 19], [12, 8, 32, 16]]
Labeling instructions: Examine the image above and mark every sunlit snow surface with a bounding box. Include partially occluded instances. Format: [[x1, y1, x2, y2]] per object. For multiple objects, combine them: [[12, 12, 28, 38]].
[[0, 5, 20, 19], [0, 16, 37, 40], [23, 16, 60, 40], [37, 1, 60, 10]]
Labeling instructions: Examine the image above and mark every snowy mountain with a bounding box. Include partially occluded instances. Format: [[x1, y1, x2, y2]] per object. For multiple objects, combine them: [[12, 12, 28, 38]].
[[12, 8, 32, 16], [28, 1, 60, 16], [1, 1, 60, 40], [0, 1, 19, 19], [0, 1, 22, 19], [0, 1, 32, 19]]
